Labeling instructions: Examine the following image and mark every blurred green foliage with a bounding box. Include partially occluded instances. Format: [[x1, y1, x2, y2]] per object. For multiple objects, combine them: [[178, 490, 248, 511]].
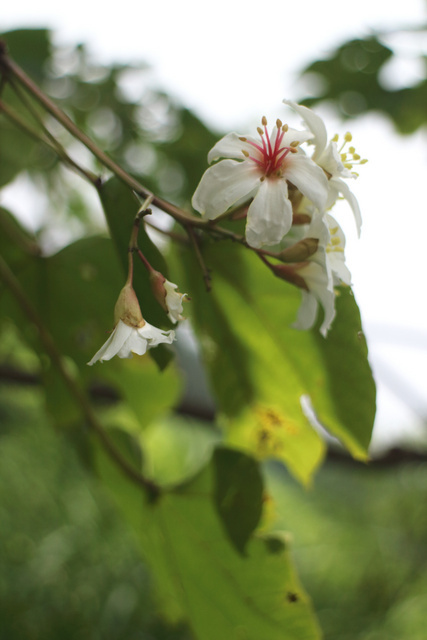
[[1, 381, 426, 640], [300, 30, 427, 134]]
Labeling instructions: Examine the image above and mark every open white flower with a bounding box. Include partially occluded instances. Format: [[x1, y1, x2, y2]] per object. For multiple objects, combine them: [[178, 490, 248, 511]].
[[283, 100, 363, 235], [87, 283, 175, 365], [192, 116, 328, 248]]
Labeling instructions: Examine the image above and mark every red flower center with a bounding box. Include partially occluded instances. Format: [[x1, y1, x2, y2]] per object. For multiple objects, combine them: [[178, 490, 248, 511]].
[[245, 118, 296, 177]]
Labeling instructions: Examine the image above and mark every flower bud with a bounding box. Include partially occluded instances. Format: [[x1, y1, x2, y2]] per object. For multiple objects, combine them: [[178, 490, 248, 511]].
[[276, 237, 319, 263], [269, 263, 309, 291]]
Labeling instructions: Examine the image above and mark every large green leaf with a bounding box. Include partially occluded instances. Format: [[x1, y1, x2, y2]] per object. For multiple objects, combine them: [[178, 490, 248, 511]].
[[174, 239, 375, 484], [95, 443, 321, 640]]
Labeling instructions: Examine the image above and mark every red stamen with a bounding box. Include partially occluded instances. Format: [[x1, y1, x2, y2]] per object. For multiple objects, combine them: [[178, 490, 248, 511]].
[[264, 126, 273, 157], [243, 120, 293, 176]]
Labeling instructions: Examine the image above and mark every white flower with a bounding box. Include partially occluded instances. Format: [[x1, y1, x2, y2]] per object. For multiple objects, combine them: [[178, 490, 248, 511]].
[[292, 215, 335, 336], [88, 320, 175, 365], [292, 213, 352, 336], [283, 100, 363, 235], [87, 282, 175, 365], [325, 213, 351, 286], [164, 280, 187, 323], [149, 270, 187, 324], [192, 116, 328, 248]]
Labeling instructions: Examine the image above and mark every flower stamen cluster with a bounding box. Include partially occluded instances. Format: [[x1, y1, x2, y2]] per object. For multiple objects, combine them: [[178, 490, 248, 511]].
[[333, 132, 368, 175], [240, 117, 297, 178]]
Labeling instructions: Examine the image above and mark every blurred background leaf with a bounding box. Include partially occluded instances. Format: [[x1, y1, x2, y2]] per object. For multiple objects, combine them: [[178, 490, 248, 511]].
[[300, 31, 427, 134]]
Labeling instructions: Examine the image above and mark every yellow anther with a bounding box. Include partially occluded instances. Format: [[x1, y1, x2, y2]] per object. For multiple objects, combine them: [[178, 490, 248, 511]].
[[331, 236, 341, 246], [242, 149, 249, 157], [349, 146, 355, 154], [330, 226, 339, 234], [353, 153, 360, 160], [239, 136, 247, 142], [332, 134, 339, 142], [344, 163, 353, 169], [262, 116, 268, 126], [282, 123, 289, 132], [340, 153, 347, 161], [360, 158, 368, 164], [289, 146, 298, 153], [260, 176, 265, 181], [276, 118, 282, 128], [257, 126, 264, 136], [344, 132, 352, 142]]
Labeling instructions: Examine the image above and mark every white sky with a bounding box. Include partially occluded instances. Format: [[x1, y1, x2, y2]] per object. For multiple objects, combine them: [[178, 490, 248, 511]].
[[2, 0, 427, 451]]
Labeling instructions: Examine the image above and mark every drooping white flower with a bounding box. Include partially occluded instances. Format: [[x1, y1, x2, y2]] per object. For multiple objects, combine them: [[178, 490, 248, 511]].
[[325, 213, 351, 286], [87, 283, 175, 365], [291, 213, 351, 336], [164, 280, 187, 323], [148, 268, 187, 324], [87, 319, 175, 364], [283, 100, 363, 236], [192, 117, 328, 249], [291, 214, 335, 336]]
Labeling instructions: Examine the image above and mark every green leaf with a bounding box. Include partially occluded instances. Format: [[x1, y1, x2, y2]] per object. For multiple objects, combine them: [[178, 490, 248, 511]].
[[212, 447, 263, 555], [310, 287, 376, 454], [143, 414, 221, 486], [95, 444, 321, 640], [174, 239, 375, 484]]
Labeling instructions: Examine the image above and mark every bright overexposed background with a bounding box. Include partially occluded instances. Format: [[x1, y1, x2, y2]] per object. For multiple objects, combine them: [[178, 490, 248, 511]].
[[2, 0, 427, 452]]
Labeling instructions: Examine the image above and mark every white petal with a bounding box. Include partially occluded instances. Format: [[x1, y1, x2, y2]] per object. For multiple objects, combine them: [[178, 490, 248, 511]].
[[285, 153, 328, 211], [331, 178, 362, 236], [207, 132, 258, 163], [87, 320, 133, 365], [192, 159, 260, 219], [293, 290, 319, 332], [164, 280, 186, 323], [280, 126, 315, 147], [114, 330, 142, 357], [283, 99, 328, 158], [138, 322, 175, 347], [245, 178, 292, 248], [318, 142, 351, 178]]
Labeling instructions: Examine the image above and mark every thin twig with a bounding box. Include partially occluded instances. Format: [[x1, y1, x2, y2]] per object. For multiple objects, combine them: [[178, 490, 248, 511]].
[[185, 224, 211, 291]]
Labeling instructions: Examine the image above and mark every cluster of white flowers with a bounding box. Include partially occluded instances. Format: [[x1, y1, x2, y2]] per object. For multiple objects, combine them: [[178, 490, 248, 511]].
[[192, 99, 365, 336], [89, 99, 364, 367]]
